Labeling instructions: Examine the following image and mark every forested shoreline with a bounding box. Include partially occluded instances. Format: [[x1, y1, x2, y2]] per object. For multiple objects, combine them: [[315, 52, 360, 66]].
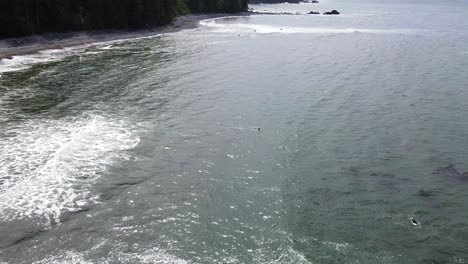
[[0, 0, 248, 38]]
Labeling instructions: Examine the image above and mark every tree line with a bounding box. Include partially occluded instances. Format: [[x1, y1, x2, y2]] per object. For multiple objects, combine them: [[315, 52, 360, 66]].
[[0, 0, 249, 38]]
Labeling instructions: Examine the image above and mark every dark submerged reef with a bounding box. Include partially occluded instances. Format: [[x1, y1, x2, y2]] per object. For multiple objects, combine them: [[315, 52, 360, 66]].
[[0, 0, 248, 38]]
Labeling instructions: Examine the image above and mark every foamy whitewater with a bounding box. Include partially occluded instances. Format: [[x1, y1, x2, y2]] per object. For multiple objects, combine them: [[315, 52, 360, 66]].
[[0, 48, 86, 74], [1, 0, 468, 263], [0, 114, 139, 226]]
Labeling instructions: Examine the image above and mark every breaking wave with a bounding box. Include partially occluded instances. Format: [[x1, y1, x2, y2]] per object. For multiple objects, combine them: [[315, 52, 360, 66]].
[[200, 17, 412, 35]]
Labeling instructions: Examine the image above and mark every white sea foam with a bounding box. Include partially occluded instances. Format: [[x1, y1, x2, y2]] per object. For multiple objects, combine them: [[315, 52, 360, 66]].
[[33, 251, 93, 264], [0, 46, 87, 74], [0, 43, 117, 75], [31, 248, 188, 264], [200, 18, 411, 35], [0, 33, 164, 75], [252, 245, 312, 264], [322, 241, 351, 253], [114, 248, 188, 264], [0, 113, 140, 226]]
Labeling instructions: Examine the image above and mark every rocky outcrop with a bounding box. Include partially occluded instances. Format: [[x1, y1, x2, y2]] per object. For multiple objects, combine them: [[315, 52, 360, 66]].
[[323, 10, 340, 15]]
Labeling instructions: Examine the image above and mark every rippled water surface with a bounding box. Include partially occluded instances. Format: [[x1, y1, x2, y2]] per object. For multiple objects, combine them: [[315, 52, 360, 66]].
[[1, 0, 468, 263]]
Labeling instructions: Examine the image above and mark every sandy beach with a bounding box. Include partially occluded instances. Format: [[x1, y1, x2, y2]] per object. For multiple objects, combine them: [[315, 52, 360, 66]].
[[0, 14, 233, 60]]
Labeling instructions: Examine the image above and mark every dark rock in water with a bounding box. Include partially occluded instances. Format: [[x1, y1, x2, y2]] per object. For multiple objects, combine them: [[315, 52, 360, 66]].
[[348, 166, 361, 177], [370, 172, 396, 178], [311, 0, 320, 3], [250, 0, 303, 3], [435, 164, 468, 181], [410, 216, 419, 226], [323, 10, 340, 15], [308, 11, 320, 15], [418, 189, 433, 197]]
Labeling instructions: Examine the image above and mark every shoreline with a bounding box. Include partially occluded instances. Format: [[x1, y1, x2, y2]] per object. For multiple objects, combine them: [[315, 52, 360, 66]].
[[0, 13, 245, 60]]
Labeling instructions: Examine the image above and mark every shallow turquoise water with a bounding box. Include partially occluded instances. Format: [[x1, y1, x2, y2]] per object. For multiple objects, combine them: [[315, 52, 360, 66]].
[[1, 0, 468, 263]]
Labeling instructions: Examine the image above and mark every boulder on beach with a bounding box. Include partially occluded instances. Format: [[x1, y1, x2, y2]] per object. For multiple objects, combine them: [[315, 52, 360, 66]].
[[323, 10, 340, 15]]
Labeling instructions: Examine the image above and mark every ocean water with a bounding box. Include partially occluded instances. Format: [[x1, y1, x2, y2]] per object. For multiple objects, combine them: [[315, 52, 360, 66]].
[[1, 0, 468, 263]]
